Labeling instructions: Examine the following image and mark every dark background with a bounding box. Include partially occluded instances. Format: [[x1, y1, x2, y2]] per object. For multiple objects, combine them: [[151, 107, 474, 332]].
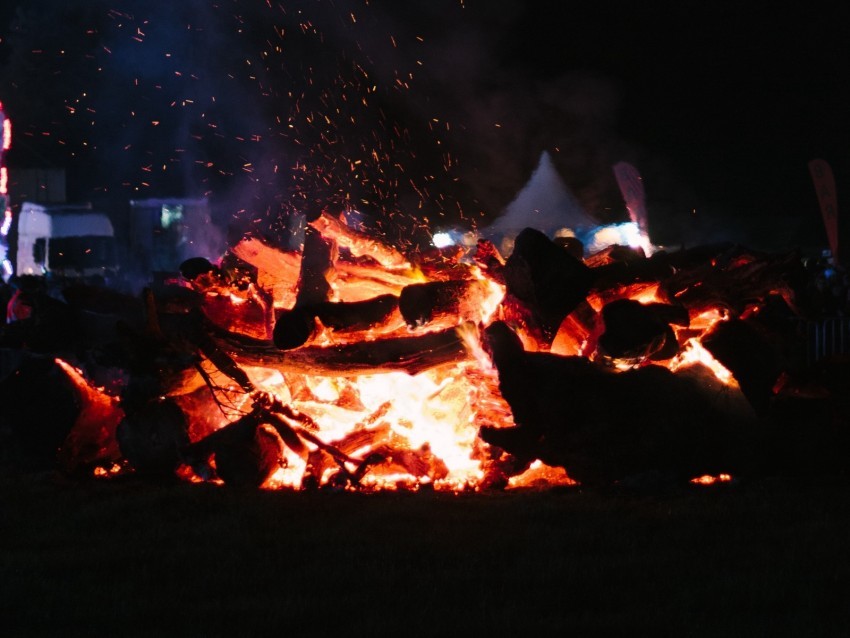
[[0, 1, 847, 252]]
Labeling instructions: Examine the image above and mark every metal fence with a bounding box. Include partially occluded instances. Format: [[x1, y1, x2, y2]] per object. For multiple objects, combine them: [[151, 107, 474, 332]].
[[796, 316, 850, 367]]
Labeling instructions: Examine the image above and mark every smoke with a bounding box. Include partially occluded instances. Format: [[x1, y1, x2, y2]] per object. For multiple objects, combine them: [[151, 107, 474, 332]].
[[1, 0, 683, 251]]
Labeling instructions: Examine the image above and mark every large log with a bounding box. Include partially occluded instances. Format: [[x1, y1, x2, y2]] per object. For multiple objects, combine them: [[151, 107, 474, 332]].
[[273, 294, 400, 350], [503, 228, 594, 342], [297, 226, 335, 307], [54, 359, 124, 475], [213, 323, 472, 376], [210, 421, 284, 488], [701, 317, 787, 416], [596, 298, 688, 363], [399, 279, 497, 328], [479, 321, 759, 485], [116, 398, 191, 477], [659, 247, 807, 317], [0, 355, 95, 471]]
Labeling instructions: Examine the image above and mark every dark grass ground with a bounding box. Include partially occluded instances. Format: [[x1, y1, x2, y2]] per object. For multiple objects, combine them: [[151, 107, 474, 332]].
[[2, 473, 850, 637]]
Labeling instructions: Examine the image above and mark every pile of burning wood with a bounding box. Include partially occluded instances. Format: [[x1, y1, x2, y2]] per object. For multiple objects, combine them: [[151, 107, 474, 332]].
[[2, 211, 849, 489]]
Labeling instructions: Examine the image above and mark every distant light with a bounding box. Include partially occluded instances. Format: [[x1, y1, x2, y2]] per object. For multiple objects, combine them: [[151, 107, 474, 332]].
[[432, 232, 454, 248], [0, 210, 11, 236], [583, 222, 653, 255]]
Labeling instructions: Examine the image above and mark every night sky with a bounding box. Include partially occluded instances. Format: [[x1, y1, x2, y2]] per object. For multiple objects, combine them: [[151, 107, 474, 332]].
[[0, 1, 847, 252]]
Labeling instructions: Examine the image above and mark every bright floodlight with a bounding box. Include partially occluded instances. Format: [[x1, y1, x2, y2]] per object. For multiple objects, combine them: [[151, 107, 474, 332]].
[[584, 222, 651, 254], [432, 232, 454, 248]]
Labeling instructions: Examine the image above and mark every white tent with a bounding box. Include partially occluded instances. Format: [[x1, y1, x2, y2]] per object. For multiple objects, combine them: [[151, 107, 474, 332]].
[[483, 151, 597, 242]]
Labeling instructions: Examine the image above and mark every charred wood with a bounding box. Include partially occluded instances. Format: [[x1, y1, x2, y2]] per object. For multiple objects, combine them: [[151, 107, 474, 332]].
[[182, 396, 375, 487], [503, 228, 593, 342], [587, 243, 739, 293], [212, 323, 471, 376], [0, 354, 121, 476], [399, 279, 491, 328], [182, 409, 277, 486], [214, 423, 283, 487], [480, 321, 759, 485], [660, 248, 807, 316], [117, 398, 191, 476], [550, 301, 598, 356], [597, 299, 688, 362], [701, 318, 786, 416], [273, 294, 399, 350], [0, 355, 84, 470], [471, 239, 506, 284], [297, 226, 335, 307]]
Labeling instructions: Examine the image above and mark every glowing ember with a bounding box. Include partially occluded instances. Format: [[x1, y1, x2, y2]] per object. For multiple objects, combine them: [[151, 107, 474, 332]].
[[507, 460, 578, 489], [690, 473, 733, 485], [168, 245, 514, 491], [54, 358, 124, 474], [669, 339, 737, 387], [51, 201, 785, 493], [236, 355, 510, 491]]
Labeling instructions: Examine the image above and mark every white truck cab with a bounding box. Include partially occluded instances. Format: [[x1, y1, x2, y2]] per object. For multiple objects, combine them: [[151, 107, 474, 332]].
[[16, 202, 117, 282]]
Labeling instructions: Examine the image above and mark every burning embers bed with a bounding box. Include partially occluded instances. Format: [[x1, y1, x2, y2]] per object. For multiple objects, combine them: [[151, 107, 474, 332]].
[[3, 213, 845, 491]]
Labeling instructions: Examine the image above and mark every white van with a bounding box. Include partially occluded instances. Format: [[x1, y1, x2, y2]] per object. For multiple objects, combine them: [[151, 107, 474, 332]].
[[16, 202, 117, 282]]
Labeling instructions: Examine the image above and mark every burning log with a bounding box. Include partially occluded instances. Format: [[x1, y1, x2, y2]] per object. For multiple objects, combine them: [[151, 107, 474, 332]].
[[479, 321, 758, 484], [503, 228, 593, 342], [659, 247, 807, 317], [471, 239, 506, 284], [214, 424, 283, 487], [700, 318, 787, 416], [198, 284, 276, 342], [0, 355, 122, 472], [596, 298, 688, 363], [550, 301, 598, 356], [309, 210, 409, 270], [586, 243, 744, 294], [54, 359, 124, 475], [177, 257, 277, 341], [297, 226, 336, 307], [182, 407, 288, 487], [273, 294, 400, 350], [229, 237, 301, 309], [331, 262, 422, 301], [229, 235, 417, 306], [213, 323, 471, 376], [272, 226, 405, 349], [398, 279, 496, 328]]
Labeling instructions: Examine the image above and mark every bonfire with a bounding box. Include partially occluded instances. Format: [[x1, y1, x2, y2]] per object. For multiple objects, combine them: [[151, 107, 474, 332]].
[[4, 208, 843, 491]]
